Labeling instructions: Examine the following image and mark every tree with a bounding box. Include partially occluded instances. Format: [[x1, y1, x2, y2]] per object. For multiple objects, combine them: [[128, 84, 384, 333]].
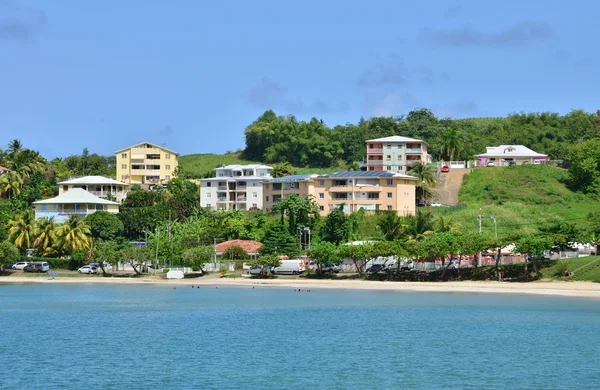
[[0, 240, 19, 270], [272, 194, 320, 236], [321, 205, 350, 244], [7, 139, 23, 155], [308, 241, 341, 273], [33, 217, 57, 257], [271, 161, 294, 178], [94, 240, 123, 275], [7, 211, 36, 253], [439, 127, 464, 162], [0, 171, 23, 199], [339, 243, 374, 277], [567, 138, 600, 194], [246, 254, 282, 269], [515, 234, 554, 279], [183, 246, 215, 273], [55, 215, 91, 255], [223, 245, 248, 261], [259, 223, 298, 256], [407, 162, 437, 200], [121, 246, 151, 275], [377, 211, 404, 241], [85, 211, 125, 242]]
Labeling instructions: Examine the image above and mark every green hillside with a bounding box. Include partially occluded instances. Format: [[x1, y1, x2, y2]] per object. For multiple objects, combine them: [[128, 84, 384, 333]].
[[433, 165, 599, 235]]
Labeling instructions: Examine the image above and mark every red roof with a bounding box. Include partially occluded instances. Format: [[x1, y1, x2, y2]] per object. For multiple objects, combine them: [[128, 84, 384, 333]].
[[215, 240, 263, 254], [0, 166, 9, 171]]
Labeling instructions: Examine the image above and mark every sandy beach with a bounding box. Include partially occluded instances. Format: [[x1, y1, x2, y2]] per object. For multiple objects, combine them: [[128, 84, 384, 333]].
[[2, 274, 600, 298]]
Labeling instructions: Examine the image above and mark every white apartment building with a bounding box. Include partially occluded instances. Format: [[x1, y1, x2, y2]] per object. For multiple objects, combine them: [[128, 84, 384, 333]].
[[200, 164, 273, 211]]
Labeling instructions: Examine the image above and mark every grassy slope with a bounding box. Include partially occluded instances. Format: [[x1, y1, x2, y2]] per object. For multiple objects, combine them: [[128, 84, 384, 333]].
[[179, 152, 344, 178], [431, 165, 599, 235], [540, 256, 600, 281]]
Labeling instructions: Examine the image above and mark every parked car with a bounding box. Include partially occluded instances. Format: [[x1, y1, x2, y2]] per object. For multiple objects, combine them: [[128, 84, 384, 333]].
[[248, 266, 270, 276], [430, 201, 442, 207], [320, 264, 341, 273], [23, 262, 50, 273], [12, 262, 29, 270], [508, 161, 517, 166], [486, 162, 495, 167], [78, 265, 98, 274], [441, 165, 450, 173], [416, 199, 427, 207], [366, 264, 386, 273]]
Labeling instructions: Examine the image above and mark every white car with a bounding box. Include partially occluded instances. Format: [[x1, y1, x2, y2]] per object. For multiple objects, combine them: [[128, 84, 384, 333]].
[[12, 262, 29, 270], [486, 162, 495, 167], [430, 201, 442, 207], [78, 265, 98, 274]]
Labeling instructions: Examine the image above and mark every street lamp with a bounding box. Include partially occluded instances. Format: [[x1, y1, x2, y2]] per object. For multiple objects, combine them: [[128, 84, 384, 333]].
[[304, 227, 311, 250], [490, 216, 497, 239]]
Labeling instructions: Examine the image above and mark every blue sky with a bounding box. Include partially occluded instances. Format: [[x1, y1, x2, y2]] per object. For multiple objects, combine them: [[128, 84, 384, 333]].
[[1, 0, 598, 158]]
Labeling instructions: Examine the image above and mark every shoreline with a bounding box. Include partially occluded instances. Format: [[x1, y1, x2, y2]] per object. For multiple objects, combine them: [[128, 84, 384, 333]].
[[2, 275, 600, 298]]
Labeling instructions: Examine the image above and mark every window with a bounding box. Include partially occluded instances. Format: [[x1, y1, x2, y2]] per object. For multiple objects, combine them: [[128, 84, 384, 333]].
[[397, 155, 402, 160], [387, 206, 393, 210], [41, 204, 46, 211], [207, 182, 211, 187], [165, 153, 171, 159], [387, 192, 393, 198], [253, 192, 257, 198], [165, 165, 171, 170], [397, 144, 401, 149], [253, 203, 257, 208], [387, 144, 391, 149], [121, 175, 128, 180], [386, 155, 391, 160], [369, 167, 374, 171], [121, 164, 127, 169], [386, 179, 393, 185], [319, 206, 324, 211], [74, 204, 80, 211], [368, 193, 379, 200], [165, 175, 170, 181], [387, 166, 391, 171], [97, 205, 104, 211], [319, 193, 324, 199], [206, 193, 211, 198], [121, 153, 127, 158], [318, 180, 324, 186], [265, 196, 269, 201]]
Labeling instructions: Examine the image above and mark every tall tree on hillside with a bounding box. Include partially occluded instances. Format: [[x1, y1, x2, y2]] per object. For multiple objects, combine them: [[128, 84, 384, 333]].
[[0, 171, 23, 199], [407, 162, 437, 200], [439, 127, 464, 162], [271, 161, 294, 178], [7, 139, 23, 156]]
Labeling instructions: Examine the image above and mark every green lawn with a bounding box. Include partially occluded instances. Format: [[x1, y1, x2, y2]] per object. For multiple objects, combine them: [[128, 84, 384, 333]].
[[430, 165, 599, 236], [540, 256, 600, 281]]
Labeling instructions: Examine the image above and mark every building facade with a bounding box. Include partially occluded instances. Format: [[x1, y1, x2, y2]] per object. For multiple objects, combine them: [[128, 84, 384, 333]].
[[366, 136, 431, 173], [476, 145, 548, 167], [200, 164, 273, 211], [33, 188, 120, 223], [115, 142, 178, 185], [263, 171, 417, 216], [58, 176, 130, 202]]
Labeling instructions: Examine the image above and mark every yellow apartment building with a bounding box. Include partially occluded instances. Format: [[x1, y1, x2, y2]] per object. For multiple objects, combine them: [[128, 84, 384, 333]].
[[263, 171, 417, 216], [115, 142, 178, 185]]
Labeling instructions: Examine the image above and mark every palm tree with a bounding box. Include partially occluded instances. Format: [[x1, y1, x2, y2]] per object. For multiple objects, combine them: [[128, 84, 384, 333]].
[[405, 211, 434, 240], [7, 139, 23, 156], [435, 216, 460, 233], [56, 215, 92, 254], [439, 127, 464, 162], [7, 211, 36, 252], [33, 217, 57, 255], [0, 171, 23, 199], [377, 211, 404, 241], [407, 162, 437, 200]]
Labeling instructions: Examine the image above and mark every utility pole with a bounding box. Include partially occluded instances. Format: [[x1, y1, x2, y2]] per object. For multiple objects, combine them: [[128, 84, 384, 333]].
[[168, 210, 172, 267], [478, 214, 483, 233], [213, 238, 217, 271], [478, 212, 483, 267], [490, 216, 497, 239], [154, 228, 160, 275]]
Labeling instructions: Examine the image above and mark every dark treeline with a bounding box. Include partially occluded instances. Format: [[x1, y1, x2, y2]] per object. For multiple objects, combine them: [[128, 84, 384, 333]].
[[243, 108, 600, 167]]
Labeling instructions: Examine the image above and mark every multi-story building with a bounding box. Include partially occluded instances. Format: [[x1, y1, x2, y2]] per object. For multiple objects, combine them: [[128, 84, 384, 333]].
[[200, 164, 273, 211], [263, 171, 417, 216], [366, 136, 431, 173], [115, 142, 178, 185], [57, 176, 130, 202]]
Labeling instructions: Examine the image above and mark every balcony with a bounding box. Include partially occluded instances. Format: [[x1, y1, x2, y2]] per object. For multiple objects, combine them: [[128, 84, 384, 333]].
[[367, 148, 383, 154], [405, 148, 423, 153], [217, 186, 227, 191], [217, 197, 227, 202], [367, 160, 384, 166], [236, 197, 247, 202]]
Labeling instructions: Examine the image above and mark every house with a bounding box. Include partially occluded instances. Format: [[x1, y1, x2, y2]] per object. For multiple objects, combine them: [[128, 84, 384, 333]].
[[115, 142, 179, 185], [0, 165, 9, 175], [263, 171, 418, 216], [57, 176, 130, 202], [365, 136, 431, 173], [215, 239, 263, 260], [33, 188, 120, 223], [476, 145, 548, 167], [200, 164, 273, 211]]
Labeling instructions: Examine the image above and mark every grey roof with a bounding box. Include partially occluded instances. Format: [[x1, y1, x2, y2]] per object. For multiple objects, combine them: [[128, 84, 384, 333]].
[[321, 171, 418, 180], [57, 176, 130, 186], [215, 164, 273, 171], [476, 145, 547, 158], [33, 188, 120, 205], [267, 174, 319, 183], [200, 176, 270, 182], [115, 141, 179, 155], [366, 135, 426, 144]]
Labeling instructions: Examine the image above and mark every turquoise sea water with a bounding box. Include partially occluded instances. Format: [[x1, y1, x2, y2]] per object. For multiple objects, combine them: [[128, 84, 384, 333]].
[[1, 284, 600, 389]]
